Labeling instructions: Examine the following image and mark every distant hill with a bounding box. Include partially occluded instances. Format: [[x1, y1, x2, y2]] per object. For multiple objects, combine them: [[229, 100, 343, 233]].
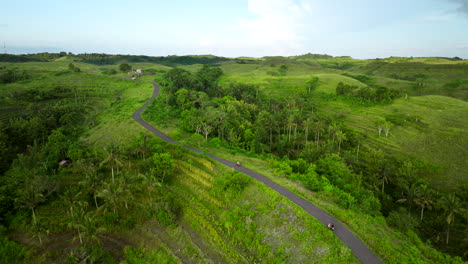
[[0, 54, 45, 62], [77, 54, 233, 66]]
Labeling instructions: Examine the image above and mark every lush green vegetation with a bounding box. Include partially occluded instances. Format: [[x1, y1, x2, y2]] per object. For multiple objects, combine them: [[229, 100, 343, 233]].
[[142, 56, 466, 262], [0, 53, 466, 263], [0, 56, 358, 263]]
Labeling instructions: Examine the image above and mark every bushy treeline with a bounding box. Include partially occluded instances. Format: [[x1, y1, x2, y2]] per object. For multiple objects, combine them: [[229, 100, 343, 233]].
[[0, 96, 182, 262], [0, 68, 32, 84], [0, 100, 88, 174], [0, 131, 181, 262], [336, 82, 401, 103], [341, 73, 374, 84], [154, 67, 467, 260], [0, 52, 73, 63], [79, 54, 233, 66], [0, 54, 45, 63]]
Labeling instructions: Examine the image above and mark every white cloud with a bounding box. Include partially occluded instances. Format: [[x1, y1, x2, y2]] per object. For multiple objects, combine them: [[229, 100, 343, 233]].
[[223, 0, 312, 56], [199, 38, 215, 47]]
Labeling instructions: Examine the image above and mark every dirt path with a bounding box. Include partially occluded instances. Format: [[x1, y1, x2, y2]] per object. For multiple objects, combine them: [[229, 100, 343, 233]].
[[132, 82, 384, 264]]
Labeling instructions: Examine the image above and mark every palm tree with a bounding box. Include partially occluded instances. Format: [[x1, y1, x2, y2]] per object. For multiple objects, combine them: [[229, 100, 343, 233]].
[[15, 175, 56, 225], [80, 213, 105, 246], [335, 130, 347, 153], [134, 132, 150, 160], [31, 215, 47, 245], [287, 115, 295, 143], [119, 173, 144, 209], [380, 170, 390, 194], [79, 170, 103, 208], [60, 188, 83, 218], [303, 118, 314, 144], [67, 202, 88, 244], [328, 122, 339, 142], [314, 120, 324, 145], [100, 145, 124, 183], [438, 194, 461, 245], [414, 185, 435, 222], [96, 181, 128, 214], [397, 183, 422, 216]]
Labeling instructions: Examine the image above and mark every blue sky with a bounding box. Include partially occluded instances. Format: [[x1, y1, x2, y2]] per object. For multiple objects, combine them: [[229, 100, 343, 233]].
[[1, 0, 468, 58]]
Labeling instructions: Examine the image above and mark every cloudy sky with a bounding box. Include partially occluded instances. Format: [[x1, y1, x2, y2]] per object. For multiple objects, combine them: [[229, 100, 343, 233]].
[[1, 0, 468, 58]]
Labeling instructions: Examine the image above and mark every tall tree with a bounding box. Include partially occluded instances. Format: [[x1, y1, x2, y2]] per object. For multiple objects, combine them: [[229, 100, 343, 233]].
[[60, 188, 82, 219], [97, 181, 123, 214], [119, 63, 131, 72], [335, 130, 347, 153], [314, 120, 325, 145], [152, 153, 174, 183], [397, 183, 422, 216], [303, 118, 314, 144], [100, 145, 124, 183], [15, 175, 56, 225], [306, 76, 319, 94], [414, 185, 435, 221], [383, 121, 393, 137], [438, 194, 461, 245]]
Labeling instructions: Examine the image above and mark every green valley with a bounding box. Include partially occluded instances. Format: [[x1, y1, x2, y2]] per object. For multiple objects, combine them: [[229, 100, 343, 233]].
[[0, 53, 466, 263]]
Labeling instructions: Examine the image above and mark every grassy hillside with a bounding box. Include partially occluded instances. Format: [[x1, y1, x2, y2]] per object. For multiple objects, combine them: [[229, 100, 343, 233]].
[[0, 58, 359, 263], [1, 54, 466, 263], [141, 73, 466, 263], [349, 60, 468, 100], [314, 94, 468, 190], [215, 60, 467, 191]]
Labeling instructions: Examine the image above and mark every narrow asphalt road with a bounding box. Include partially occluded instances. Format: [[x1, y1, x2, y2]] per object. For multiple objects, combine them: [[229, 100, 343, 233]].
[[132, 82, 384, 264]]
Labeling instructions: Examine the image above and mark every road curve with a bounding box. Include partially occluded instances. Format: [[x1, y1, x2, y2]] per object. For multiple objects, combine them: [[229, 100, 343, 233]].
[[132, 82, 384, 264]]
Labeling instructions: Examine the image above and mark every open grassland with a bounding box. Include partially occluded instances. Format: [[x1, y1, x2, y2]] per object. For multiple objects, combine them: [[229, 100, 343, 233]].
[[349, 60, 468, 100], [84, 80, 153, 146], [311, 92, 468, 190], [220, 72, 367, 97], [377, 57, 467, 64]]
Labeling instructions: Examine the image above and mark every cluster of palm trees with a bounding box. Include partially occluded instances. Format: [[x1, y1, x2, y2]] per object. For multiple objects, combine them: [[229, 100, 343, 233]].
[[397, 183, 463, 245], [18, 142, 176, 252]]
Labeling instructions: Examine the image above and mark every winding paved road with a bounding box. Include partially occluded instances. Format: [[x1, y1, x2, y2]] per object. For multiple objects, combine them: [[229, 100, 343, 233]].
[[132, 82, 384, 264]]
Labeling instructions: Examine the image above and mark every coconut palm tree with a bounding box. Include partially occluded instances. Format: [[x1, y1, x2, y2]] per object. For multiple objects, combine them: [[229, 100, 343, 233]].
[[15, 175, 56, 225], [438, 194, 461, 245], [335, 130, 347, 153], [96, 181, 122, 214], [61, 188, 83, 219], [67, 202, 88, 244], [328, 122, 339, 142], [414, 185, 435, 222], [303, 118, 314, 144], [79, 213, 105, 246], [79, 170, 104, 208], [397, 183, 422, 216], [100, 145, 125, 183], [314, 120, 325, 145]]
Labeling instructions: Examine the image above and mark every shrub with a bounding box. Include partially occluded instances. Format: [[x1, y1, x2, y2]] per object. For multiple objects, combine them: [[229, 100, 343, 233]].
[[213, 172, 252, 197], [0, 236, 28, 263]]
